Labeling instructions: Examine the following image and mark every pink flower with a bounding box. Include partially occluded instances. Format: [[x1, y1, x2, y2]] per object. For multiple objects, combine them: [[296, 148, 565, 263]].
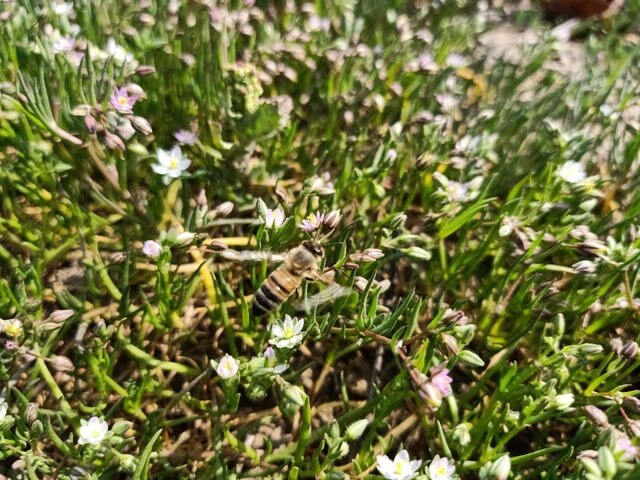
[[299, 212, 324, 232], [430, 367, 453, 397], [110, 87, 136, 113], [174, 129, 198, 145]]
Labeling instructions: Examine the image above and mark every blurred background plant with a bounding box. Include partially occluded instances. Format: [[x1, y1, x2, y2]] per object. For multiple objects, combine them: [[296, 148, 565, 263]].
[[1, 0, 640, 478]]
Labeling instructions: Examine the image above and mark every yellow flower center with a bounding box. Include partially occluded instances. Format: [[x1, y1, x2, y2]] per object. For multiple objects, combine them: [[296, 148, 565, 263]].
[[284, 326, 295, 339], [169, 157, 178, 169], [118, 96, 128, 106], [437, 466, 446, 475], [395, 461, 405, 474], [5, 323, 22, 337]]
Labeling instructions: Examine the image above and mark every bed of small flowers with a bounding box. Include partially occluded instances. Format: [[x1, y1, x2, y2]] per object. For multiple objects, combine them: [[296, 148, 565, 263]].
[[1, 0, 640, 479]]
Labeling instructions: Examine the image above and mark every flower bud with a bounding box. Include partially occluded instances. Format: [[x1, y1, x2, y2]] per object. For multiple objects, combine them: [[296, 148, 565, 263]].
[[131, 116, 153, 135], [597, 446, 616, 478], [572, 260, 597, 274], [283, 384, 307, 407], [135, 65, 156, 76], [580, 457, 602, 477], [626, 418, 640, 438], [451, 423, 471, 446], [584, 405, 610, 429], [345, 419, 369, 441], [84, 115, 97, 134], [621, 341, 638, 360], [48, 355, 74, 372], [622, 396, 640, 412], [215, 201, 234, 217], [104, 131, 125, 152], [323, 209, 342, 229], [24, 403, 39, 425], [404, 246, 432, 261], [46, 309, 74, 324], [488, 454, 510, 480], [389, 212, 407, 230], [550, 393, 575, 411], [441, 333, 459, 356], [459, 350, 485, 367], [453, 324, 476, 344]]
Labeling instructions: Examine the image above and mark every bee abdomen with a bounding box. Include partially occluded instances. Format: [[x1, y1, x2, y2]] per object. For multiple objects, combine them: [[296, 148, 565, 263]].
[[252, 270, 297, 316]]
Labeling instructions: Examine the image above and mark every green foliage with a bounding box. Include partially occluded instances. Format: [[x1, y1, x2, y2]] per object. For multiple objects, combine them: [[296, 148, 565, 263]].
[[1, 0, 640, 479]]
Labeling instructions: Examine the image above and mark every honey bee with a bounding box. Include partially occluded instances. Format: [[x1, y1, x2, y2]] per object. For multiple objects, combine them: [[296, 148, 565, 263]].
[[252, 240, 324, 316]]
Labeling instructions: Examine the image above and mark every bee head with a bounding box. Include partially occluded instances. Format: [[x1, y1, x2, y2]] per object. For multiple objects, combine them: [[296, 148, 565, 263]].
[[302, 241, 324, 257]]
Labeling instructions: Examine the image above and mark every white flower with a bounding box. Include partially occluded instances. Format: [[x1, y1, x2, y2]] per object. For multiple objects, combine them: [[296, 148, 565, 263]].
[[499, 216, 519, 237], [215, 354, 239, 379], [105, 38, 134, 64], [307, 172, 335, 196], [263, 207, 286, 229], [151, 146, 191, 184], [52, 1, 74, 17], [433, 172, 483, 203], [429, 455, 455, 480], [78, 416, 109, 445], [0, 318, 23, 337], [269, 315, 305, 349], [376, 449, 422, 480], [0, 398, 7, 421], [557, 161, 587, 184], [142, 240, 162, 258], [550, 393, 575, 411]]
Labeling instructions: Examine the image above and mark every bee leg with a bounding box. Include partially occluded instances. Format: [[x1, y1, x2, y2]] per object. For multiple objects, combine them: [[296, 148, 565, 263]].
[[305, 269, 335, 284]]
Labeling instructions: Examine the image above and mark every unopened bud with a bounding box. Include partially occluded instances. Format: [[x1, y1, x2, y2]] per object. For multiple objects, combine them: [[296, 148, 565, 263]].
[[196, 189, 208, 208], [323, 209, 342, 229], [441, 333, 459, 356], [389, 212, 407, 230], [459, 350, 485, 368], [24, 403, 38, 425], [580, 457, 602, 477], [48, 355, 74, 372], [135, 65, 156, 76], [215, 201, 234, 216], [451, 423, 471, 446], [351, 248, 384, 262], [626, 418, 640, 437], [104, 132, 125, 152], [354, 276, 369, 293], [572, 260, 597, 274], [622, 396, 640, 412], [343, 262, 359, 270], [403, 246, 432, 261], [345, 419, 369, 441], [131, 116, 153, 135], [597, 446, 617, 478], [488, 454, 511, 480], [453, 324, 476, 344], [584, 405, 610, 429], [46, 309, 74, 324], [283, 384, 307, 407], [621, 341, 639, 360], [84, 115, 97, 134], [209, 240, 228, 251]]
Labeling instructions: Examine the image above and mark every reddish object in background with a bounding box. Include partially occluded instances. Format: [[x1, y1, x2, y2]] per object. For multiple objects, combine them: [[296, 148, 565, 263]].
[[542, 0, 613, 17]]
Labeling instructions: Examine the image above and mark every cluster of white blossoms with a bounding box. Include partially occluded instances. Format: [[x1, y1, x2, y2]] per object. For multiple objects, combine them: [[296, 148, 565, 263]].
[[376, 450, 456, 480]]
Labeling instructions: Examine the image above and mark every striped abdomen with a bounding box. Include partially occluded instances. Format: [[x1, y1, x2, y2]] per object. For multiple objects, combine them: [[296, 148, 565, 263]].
[[252, 267, 301, 316]]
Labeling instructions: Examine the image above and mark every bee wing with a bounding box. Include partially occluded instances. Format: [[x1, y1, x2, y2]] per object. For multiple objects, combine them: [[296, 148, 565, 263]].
[[218, 249, 287, 263], [293, 283, 353, 313]]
